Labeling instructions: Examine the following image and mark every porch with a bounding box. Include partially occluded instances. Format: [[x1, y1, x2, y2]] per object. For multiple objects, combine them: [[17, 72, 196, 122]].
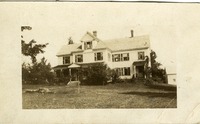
[[133, 60, 146, 79]]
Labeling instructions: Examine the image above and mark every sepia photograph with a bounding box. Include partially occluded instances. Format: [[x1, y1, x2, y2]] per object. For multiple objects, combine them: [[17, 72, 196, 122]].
[[1, 1, 200, 123], [21, 3, 177, 109]]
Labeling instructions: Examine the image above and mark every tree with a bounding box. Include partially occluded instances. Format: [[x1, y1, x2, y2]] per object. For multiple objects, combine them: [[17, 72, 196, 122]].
[[144, 55, 151, 78], [21, 40, 48, 64], [22, 57, 55, 84], [148, 50, 167, 83], [150, 50, 162, 77], [21, 26, 54, 84], [21, 26, 49, 64], [21, 26, 32, 32]]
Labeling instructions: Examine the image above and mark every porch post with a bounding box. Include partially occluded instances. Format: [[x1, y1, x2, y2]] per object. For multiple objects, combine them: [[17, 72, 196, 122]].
[[69, 68, 71, 82]]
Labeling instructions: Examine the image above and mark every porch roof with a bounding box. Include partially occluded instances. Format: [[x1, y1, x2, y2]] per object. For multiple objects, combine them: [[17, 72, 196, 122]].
[[68, 63, 81, 68], [52, 64, 69, 70], [53, 62, 104, 70], [78, 62, 104, 67], [133, 60, 146, 66]]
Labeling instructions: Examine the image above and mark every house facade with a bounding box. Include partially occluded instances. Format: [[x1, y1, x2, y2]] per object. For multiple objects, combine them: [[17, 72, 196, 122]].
[[166, 66, 176, 85], [53, 30, 151, 80]]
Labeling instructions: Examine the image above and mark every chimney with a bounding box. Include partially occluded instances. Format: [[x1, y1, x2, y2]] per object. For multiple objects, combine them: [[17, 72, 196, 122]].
[[131, 30, 134, 37], [93, 31, 97, 37]]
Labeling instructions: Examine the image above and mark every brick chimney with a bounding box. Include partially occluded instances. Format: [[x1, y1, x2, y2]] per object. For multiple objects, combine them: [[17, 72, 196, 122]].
[[131, 30, 134, 37], [93, 31, 97, 37]]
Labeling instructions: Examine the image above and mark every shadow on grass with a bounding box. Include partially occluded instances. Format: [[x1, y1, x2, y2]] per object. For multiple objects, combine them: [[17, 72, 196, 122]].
[[120, 91, 177, 98]]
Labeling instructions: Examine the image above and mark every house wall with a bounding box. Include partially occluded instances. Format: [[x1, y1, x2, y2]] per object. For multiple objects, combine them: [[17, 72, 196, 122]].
[[111, 48, 150, 79], [58, 57, 63, 65], [72, 49, 107, 64], [167, 74, 176, 85], [57, 55, 73, 65], [57, 48, 151, 79], [104, 50, 113, 68]]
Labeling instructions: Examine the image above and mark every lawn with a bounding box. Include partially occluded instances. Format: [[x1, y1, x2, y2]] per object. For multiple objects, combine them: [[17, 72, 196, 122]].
[[22, 83, 177, 109]]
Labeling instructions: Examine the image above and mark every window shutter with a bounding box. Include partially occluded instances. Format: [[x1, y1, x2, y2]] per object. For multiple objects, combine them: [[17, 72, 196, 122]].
[[75, 55, 77, 62], [84, 42, 86, 50], [127, 53, 129, 61], [94, 53, 96, 61], [101, 52, 103, 60]]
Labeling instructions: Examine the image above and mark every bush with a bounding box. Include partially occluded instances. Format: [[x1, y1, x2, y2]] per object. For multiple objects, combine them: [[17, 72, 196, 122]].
[[110, 69, 120, 83], [79, 63, 110, 85], [22, 57, 56, 85], [145, 78, 155, 86]]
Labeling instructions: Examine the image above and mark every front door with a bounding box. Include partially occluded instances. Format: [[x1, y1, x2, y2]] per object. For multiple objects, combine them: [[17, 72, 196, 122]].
[[136, 66, 144, 78]]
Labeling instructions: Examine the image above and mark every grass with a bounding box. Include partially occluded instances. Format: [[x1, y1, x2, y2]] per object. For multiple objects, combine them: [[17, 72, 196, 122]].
[[22, 83, 177, 109]]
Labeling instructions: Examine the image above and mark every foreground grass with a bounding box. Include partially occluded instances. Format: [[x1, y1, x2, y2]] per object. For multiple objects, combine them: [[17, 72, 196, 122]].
[[22, 83, 177, 109]]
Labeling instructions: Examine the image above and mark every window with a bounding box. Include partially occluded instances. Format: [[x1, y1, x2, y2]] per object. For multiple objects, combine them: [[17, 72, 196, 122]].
[[84, 41, 92, 49], [63, 56, 70, 64], [116, 67, 130, 76], [112, 54, 121, 62], [75, 54, 83, 62], [138, 52, 145, 60], [124, 67, 130, 75], [116, 68, 123, 76], [94, 52, 103, 61], [121, 53, 129, 61], [112, 53, 129, 62]]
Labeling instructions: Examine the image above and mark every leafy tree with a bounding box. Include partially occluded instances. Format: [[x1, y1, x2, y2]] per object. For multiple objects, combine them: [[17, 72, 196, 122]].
[[21, 26, 54, 84], [148, 50, 167, 83], [144, 55, 151, 78], [21, 26, 48, 64], [21, 26, 32, 31], [21, 40, 48, 64], [22, 57, 55, 84], [150, 50, 162, 77]]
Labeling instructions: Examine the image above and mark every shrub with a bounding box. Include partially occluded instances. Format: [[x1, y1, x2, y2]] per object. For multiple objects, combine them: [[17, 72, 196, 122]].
[[131, 74, 136, 83], [22, 57, 56, 85], [79, 63, 110, 85], [110, 69, 120, 83], [145, 78, 155, 86]]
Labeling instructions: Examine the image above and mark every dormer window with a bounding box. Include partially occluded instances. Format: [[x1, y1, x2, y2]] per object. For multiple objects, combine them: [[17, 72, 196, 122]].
[[84, 41, 92, 50], [138, 52, 145, 60]]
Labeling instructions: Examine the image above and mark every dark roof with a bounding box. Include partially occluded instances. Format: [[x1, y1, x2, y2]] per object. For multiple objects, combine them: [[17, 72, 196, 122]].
[[56, 43, 83, 56], [133, 60, 146, 66], [57, 32, 150, 56], [52, 64, 70, 70], [104, 35, 150, 52]]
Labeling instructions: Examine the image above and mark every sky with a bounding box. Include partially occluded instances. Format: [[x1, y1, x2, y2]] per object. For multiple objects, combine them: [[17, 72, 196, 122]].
[[19, 3, 200, 72]]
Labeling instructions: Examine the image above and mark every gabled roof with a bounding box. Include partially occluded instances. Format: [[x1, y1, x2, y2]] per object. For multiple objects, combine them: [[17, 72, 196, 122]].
[[93, 40, 108, 50], [57, 32, 150, 56], [80, 32, 101, 42], [80, 32, 94, 42], [104, 35, 150, 52], [56, 43, 82, 56]]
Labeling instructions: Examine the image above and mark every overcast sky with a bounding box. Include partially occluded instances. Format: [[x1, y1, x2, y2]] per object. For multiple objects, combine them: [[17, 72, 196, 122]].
[[20, 3, 200, 71]]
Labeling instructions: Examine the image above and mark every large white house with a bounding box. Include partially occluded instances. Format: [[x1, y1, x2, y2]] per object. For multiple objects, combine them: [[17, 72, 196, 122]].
[[53, 30, 151, 80]]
